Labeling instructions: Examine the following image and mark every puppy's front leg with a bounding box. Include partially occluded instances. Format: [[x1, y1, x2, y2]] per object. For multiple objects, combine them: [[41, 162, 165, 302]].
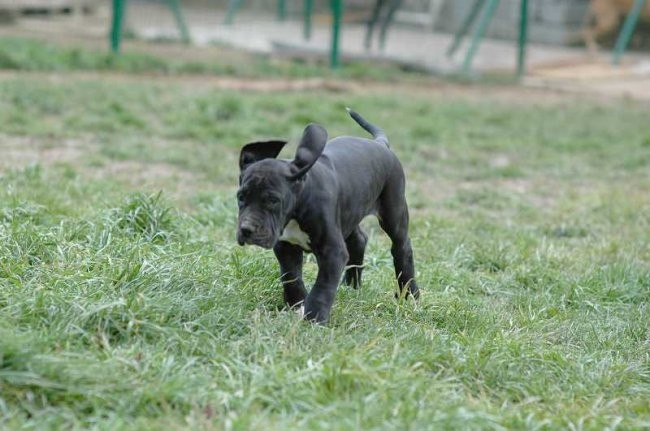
[[274, 241, 308, 309], [304, 234, 348, 324]]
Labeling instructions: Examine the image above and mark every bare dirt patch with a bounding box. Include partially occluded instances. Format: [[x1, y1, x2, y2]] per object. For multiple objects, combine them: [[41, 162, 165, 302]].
[[0, 68, 610, 108], [89, 159, 208, 196], [0, 134, 209, 200], [411, 176, 563, 217], [0, 134, 90, 170]]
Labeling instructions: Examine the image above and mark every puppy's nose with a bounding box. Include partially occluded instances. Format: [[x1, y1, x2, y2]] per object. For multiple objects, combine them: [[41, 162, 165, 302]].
[[237, 222, 254, 245], [239, 225, 253, 239]]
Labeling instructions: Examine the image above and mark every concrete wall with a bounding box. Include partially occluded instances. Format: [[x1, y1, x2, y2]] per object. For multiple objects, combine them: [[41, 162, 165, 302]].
[[154, 0, 591, 46], [434, 0, 591, 45], [255, 0, 591, 46]]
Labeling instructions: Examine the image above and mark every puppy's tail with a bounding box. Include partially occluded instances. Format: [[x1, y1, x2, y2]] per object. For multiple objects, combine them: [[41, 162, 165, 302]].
[[346, 108, 389, 147]]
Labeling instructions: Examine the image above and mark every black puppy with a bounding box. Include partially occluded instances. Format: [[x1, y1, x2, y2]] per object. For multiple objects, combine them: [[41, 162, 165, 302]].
[[236, 109, 419, 324]]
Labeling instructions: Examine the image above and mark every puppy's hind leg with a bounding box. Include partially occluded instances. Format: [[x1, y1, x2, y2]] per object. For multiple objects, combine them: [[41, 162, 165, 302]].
[[344, 226, 368, 289], [377, 174, 419, 299]]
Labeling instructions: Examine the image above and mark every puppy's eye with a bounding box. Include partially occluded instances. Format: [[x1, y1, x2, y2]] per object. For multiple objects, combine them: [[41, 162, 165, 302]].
[[236, 192, 245, 205], [266, 196, 280, 206]]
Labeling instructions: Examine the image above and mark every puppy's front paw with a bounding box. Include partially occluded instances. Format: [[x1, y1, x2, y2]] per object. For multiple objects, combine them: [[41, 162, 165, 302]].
[[303, 305, 330, 325]]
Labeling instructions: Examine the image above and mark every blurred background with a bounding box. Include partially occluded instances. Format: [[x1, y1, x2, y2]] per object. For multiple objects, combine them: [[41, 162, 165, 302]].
[[1, 0, 650, 95]]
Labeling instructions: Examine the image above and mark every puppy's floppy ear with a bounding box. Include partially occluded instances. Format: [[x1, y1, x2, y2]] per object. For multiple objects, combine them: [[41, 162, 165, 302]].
[[289, 124, 327, 180], [239, 140, 287, 172]]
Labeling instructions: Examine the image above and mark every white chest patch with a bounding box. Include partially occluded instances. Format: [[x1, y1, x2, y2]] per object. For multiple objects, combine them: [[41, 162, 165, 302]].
[[279, 219, 311, 250]]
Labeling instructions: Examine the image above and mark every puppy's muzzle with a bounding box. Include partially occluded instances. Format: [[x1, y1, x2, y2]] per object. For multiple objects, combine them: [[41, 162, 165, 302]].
[[237, 221, 275, 248], [237, 224, 253, 245], [237, 221, 255, 245]]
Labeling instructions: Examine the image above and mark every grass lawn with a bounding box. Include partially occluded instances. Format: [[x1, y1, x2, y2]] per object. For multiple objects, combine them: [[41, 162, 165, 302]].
[[0, 40, 649, 429]]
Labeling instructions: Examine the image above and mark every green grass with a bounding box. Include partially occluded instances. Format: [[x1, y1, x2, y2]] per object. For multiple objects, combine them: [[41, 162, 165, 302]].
[[0, 37, 425, 81], [0, 73, 649, 430]]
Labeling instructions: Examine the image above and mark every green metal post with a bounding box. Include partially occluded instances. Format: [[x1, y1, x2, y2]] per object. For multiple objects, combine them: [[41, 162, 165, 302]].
[[224, 0, 242, 25], [277, 0, 286, 21], [462, 0, 500, 74], [612, 0, 647, 65], [110, 0, 125, 52], [446, 0, 483, 57], [304, 0, 313, 40], [517, 0, 528, 77], [330, 0, 342, 68], [164, 0, 191, 43]]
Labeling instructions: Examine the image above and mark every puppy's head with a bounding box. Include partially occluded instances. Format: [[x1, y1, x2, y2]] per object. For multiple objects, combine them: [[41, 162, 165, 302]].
[[236, 124, 327, 249]]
